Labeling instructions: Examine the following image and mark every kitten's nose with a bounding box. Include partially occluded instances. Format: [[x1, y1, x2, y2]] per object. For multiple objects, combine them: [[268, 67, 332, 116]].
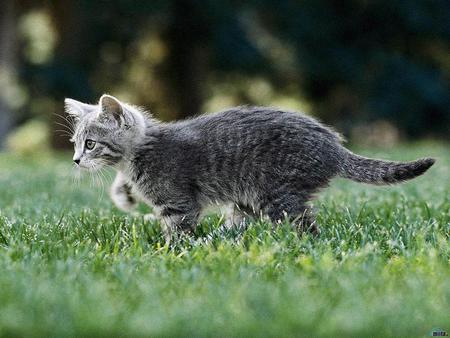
[[73, 159, 80, 165]]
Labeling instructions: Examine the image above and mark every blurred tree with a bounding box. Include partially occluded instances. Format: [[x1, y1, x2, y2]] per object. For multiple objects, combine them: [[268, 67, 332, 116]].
[[47, 1, 94, 148], [257, 0, 450, 137], [0, 0, 17, 147], [162, 0, 208, 119], [5, 0, 450, 150], [41, 0, 269, 147]]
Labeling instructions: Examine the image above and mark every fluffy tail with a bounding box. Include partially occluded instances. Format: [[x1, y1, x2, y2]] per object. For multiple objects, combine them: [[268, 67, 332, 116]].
[[341, 152, 435, 185]]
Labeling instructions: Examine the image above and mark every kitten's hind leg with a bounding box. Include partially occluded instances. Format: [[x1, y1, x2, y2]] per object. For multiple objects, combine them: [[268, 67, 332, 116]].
[[265, 193, 319, 235], [292, 208, 319, 235], [110, 172, 137, 212]]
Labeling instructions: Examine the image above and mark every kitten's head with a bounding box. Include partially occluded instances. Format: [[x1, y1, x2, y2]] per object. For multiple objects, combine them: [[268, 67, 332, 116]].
[[65, 94, 146, 170]]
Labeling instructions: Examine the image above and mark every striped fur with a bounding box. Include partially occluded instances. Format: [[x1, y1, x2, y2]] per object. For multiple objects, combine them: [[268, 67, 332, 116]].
[[66, 95, 435, 239], [342, 153, 435, 184]]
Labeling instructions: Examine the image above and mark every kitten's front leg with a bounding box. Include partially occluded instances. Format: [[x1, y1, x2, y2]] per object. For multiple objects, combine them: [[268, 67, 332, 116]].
[[160, 206, 200, 241], [223, 204, 257, 230], [110, 172, 137, 212]]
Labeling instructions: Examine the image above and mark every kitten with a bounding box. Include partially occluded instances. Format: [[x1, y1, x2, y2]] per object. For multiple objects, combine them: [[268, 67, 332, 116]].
[[66, 94, 435, 238]]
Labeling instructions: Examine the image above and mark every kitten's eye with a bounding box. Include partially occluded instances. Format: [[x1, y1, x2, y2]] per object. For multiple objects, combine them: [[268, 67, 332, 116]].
[[85, 139, 96, 150]]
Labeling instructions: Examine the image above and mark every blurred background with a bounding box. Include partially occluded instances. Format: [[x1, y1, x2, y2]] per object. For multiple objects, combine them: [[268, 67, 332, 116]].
[[0, 0, 449, 153]]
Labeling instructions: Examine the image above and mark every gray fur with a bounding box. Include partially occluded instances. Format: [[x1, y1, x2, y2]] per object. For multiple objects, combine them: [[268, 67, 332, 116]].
[[66, 95, 435, 237]]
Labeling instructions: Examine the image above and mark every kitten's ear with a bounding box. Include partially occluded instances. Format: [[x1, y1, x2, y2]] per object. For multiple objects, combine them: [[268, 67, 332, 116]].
[[98, 94, 126, 125], [64, 98, 95, 119]]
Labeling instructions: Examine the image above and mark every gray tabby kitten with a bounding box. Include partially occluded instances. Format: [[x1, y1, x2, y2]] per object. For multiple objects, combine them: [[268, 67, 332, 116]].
[[66, 94, 435, 237]]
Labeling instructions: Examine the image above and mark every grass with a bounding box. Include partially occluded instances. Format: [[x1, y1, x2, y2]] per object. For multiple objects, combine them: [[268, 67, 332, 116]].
[[0, 142, 449, 337]]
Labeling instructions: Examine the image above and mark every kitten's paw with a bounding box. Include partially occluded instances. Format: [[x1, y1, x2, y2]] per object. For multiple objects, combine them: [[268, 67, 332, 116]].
[[295, 213, 320, 236], [143, 213, 158, 222], [110, 186, 137, 212], [110, 173, 137, 212], [223, 216, 247, 231]]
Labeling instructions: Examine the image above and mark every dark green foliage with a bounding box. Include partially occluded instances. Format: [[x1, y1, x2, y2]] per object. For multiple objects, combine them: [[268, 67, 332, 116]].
[[13, 0, 449, 145], [260, 0, 450, 136]]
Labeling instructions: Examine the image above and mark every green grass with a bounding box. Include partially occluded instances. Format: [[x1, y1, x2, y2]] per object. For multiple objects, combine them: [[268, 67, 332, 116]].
[[0, 143, 449, 338]]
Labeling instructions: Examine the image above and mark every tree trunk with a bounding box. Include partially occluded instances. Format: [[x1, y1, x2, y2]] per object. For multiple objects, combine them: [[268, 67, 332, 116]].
[[164, 0, 208, 119], [0, 0, 17, 148]]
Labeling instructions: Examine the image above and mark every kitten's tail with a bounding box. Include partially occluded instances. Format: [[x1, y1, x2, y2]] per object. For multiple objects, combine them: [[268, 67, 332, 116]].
[[340, 151, 435, 185]]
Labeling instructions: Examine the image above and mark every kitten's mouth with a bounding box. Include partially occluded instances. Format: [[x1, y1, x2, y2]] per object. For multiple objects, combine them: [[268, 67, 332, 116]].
[[76, 162, 104, 171]]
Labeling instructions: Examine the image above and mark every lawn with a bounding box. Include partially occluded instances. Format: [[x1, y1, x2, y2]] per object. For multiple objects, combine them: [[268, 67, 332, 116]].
[[0, 143, 449, 337]]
